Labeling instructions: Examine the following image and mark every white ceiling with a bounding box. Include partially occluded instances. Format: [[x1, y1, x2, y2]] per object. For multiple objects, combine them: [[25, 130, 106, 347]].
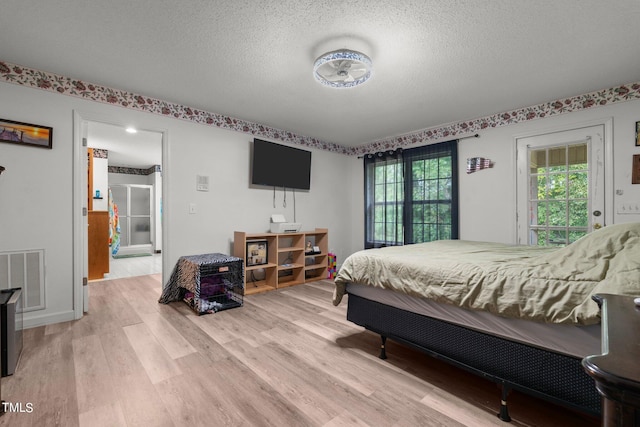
[[87, 122, 162, 169], [2, 0, 640, 154]]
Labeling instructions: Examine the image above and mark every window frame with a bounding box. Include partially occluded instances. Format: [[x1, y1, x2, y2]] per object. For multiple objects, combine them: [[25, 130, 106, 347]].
[[364, 140, 459, 248], [404, 142, 459, 244], [364, 152, 404, 248]]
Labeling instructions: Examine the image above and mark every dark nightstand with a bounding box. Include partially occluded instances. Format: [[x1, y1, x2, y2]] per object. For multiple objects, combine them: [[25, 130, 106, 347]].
[[582, 294, 640, 426]]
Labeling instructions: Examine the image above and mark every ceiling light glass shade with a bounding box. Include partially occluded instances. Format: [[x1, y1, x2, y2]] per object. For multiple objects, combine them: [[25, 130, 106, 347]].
[[313, 49, 372, 88]]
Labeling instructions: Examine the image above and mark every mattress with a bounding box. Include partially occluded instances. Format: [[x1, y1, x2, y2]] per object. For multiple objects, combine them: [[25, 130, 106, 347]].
[[346, 283, 601, 358], [335, 222, 640, 325]]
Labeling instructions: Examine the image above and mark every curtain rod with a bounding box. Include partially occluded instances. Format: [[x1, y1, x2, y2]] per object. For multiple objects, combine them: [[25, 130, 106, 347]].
[[357, 134, 480, 158]]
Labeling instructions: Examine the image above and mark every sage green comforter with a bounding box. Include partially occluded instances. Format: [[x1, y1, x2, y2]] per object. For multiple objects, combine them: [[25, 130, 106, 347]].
[[333, 222, 640, 325]]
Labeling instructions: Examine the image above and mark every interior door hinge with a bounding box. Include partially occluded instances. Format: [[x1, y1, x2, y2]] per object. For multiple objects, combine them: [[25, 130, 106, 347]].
[[82, 207, 87, 216], [82, 137, 87, 147], [83, 277, 88, 286]]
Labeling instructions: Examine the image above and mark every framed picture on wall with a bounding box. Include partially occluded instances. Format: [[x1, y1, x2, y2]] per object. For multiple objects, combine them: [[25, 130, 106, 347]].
[[0, 118, 53, 149], [246, 240, 268, 266]]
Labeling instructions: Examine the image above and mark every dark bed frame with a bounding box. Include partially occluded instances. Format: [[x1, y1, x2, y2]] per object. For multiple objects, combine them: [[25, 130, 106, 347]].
[[346, 293, 602, 422]]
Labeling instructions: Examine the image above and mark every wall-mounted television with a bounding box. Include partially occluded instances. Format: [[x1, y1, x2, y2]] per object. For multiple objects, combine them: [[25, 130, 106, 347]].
[[251, 139, 312, 190]]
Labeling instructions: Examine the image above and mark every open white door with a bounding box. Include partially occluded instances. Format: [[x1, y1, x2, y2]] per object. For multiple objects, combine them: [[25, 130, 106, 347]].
[[73, 111, 89, 318], [81, 120, 89, 312]]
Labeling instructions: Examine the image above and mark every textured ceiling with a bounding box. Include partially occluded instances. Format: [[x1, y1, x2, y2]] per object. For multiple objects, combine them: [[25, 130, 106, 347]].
[[2, 0, 640, 149]]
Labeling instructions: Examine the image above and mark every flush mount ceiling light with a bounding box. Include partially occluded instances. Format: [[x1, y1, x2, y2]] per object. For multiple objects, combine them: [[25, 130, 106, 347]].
[[313, 49, 372, 88]]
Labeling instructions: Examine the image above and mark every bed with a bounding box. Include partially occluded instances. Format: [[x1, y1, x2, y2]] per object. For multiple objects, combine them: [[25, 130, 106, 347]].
[[333, 222, 640, 421]]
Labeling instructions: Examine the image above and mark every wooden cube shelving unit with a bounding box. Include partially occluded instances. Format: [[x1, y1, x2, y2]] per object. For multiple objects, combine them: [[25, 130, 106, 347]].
[[233, 228, 328, 295]]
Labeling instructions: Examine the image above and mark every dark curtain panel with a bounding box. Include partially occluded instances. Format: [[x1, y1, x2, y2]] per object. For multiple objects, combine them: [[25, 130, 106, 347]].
[[363, 140, 458, 248], [403, 140, 459, 243], [364, 150, 404, 248]]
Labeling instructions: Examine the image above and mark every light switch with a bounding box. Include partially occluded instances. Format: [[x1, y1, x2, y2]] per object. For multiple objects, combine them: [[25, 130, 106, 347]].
[[189, 203, 197, 214], [617, 203, 640, 214]]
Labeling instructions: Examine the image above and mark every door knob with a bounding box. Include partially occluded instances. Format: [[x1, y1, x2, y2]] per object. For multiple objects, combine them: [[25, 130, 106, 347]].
[[593, 223, 602, 229]]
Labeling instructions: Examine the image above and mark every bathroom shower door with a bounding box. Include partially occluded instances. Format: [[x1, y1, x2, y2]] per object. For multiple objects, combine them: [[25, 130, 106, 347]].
[[110, 184, 153, 255]]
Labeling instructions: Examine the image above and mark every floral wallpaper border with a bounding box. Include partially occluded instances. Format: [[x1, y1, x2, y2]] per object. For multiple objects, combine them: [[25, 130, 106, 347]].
[[92, 148, 108, 159], [1, 60, 639, 156], [361, 82, 640, 156], [108, 165, 161, 175], [91, 148, 161, 174]]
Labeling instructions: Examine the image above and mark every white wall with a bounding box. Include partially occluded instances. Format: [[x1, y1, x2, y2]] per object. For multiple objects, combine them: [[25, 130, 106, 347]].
[[347, 99, 640, 246], [92, 156, 108, 211], [160, 118, 355, 266], [457, 101, 640, 242], [152, 170, 162, 253], [2, 77, 639, 328], [0, 81, 354, 328], [0, 83, 77, 326]]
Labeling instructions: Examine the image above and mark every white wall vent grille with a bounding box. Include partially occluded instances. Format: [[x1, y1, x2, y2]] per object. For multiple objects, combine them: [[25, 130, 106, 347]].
[[0, 249, 45, 312]]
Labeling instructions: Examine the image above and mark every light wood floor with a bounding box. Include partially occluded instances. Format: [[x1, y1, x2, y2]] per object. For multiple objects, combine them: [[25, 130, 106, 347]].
[[0, 275, 600, 426], [98, 253, 163, 281]]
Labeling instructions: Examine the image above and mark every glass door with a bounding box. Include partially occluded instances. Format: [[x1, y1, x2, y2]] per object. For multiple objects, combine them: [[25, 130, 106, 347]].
[[516, 125, 605, 246], [110, 184, 153, 254], [130, 186, 152, 246]]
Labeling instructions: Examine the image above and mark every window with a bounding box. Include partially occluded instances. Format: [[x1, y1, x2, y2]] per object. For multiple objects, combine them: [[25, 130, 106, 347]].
[[527, 143, 589, 245], [405, 143, 459, 243], [364, 151, 404, 248], [364, 140, 458, 248]]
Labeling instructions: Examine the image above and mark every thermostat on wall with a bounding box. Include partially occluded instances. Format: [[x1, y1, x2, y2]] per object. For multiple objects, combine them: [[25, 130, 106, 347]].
[[196, 175, 209, 192]]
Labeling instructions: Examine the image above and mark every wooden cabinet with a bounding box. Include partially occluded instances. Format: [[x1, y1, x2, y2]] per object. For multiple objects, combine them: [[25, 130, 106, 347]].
[[233, 229, 328, 295], [88, 210, 110, 280]]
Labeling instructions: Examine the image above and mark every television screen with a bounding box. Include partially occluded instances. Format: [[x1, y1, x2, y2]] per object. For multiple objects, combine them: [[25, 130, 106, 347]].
[[251, 139, 312, 190]]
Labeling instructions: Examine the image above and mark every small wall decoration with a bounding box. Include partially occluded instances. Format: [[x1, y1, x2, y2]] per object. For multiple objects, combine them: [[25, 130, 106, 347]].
[[632, 154, 640, 184], [0, 118, 52, 149], [636, 121, 640, 146], [246, 240, 268, 266], [466, 157, 493, 174]]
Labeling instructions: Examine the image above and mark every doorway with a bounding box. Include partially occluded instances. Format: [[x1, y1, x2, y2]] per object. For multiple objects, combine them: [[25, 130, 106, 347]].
[[73, 111, 169, 318], [515, 120, 612, 245], [86, 121, 163, 281]]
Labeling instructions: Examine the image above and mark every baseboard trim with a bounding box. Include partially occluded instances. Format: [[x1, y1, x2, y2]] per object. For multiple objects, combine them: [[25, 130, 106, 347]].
[[23, 310, 76, 329]]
